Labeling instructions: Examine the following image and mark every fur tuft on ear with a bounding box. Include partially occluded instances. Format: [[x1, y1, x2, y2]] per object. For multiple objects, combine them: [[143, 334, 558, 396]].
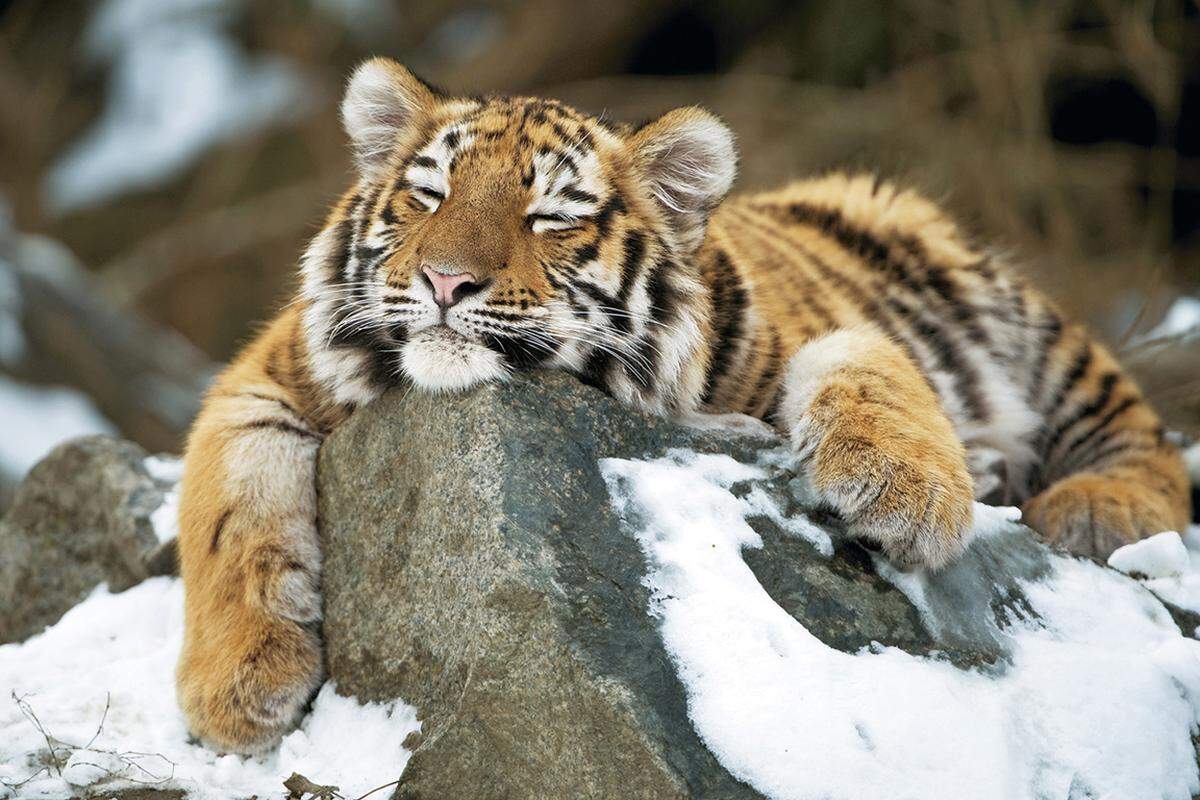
[[341, 58, 437, 177], [629, 107, 737, 251]]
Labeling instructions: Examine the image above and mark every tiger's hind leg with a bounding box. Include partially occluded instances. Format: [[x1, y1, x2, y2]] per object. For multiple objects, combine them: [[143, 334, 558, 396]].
[[778, 326, 976, 570], [1021, 325, 1191, 558]]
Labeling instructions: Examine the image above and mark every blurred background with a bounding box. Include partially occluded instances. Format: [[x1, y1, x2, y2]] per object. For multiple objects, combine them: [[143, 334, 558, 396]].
[[0, 0, 1198, 507]]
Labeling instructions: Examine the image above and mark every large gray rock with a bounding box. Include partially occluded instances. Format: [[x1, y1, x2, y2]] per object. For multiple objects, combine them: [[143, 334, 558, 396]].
[[0, 436, 177, 644], [316, 372, 1077, 799]]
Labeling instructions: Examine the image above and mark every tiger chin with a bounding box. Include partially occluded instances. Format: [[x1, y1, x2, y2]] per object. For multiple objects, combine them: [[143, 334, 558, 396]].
[[175, 57, 1192, 754]]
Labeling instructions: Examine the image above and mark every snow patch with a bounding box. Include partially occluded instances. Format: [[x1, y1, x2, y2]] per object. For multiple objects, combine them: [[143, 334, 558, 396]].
[[602, 450, 1200, 800], [0, 375, 115, 482], [144, 455, 184, 543], [0, 578, 419, 799], [45, 0, 311, 213], [1109, 530, 1190, 579]]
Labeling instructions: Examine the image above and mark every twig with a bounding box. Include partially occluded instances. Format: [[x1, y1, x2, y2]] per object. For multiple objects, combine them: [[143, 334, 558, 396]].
[[11, 691, 66, 776], [82, 692, 111, 751], [352, 778, 403, 800]]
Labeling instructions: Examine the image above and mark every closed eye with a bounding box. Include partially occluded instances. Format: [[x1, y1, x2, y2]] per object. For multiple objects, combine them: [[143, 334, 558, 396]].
[[412, 185, 445, 211], [528, 213, 586, 234]]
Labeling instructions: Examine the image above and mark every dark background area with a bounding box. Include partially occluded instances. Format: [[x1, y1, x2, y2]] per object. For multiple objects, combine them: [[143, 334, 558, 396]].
[[0, 0, 1197, 491]]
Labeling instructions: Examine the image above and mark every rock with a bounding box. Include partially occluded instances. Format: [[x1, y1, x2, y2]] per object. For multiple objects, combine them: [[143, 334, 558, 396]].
[[0, 436, 177, 644], [316, 372, 1066, 799]]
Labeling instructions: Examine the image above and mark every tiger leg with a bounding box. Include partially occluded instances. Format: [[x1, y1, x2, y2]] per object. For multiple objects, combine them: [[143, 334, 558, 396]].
[[1022, 329, 1191, 558], [778, 326, 975, 569], [176, 322, 327, 754]]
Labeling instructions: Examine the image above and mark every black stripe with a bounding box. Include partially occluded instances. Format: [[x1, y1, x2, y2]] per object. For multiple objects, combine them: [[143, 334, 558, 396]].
[[1044, 342, 1093, 416], [237, 419, 322, 442], [1085, 435, 1161, 471], [482, 332, 556, 370], [211, 508, 233, 554], [594, 194, 627, 236], [1042, 372, 1118, 460], [560, 186, 597, 205], [751, 328, 783, 416], [886, 295, 989, 421], [1064, 396, 1139, 470], [645, 257, 677, 323], [236, 392, 300, 417], [617, 231, 646, 304], [411, 155, 437, 169], [701, 251, 748, 406]]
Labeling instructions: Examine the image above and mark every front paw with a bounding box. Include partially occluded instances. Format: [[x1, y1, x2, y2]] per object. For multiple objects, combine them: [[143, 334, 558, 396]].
[[798, 422, 975, 570], [177, 613, 323, 754], [1022, 473, 1180, 560]]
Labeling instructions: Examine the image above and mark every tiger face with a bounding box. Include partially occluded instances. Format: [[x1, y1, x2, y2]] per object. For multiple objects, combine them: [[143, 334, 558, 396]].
[[301, 58, 736, 414]]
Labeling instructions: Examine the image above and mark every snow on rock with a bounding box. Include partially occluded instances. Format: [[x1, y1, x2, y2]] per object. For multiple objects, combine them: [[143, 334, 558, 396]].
[[1109, 531, 1190, 579], [1129, 526, 1200, 616], [145, 455, 183, 543], [0, 374, 115, 483], [44, 0, 312, 214], [601, 450, 1200, 800], [0, 578, 420, 799]]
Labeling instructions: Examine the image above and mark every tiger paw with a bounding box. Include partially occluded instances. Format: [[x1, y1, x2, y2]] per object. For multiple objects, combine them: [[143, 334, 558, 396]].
[[793, 418, 975, 570], [1022, 473, 1181, 560], [177, 613, 323, 754]]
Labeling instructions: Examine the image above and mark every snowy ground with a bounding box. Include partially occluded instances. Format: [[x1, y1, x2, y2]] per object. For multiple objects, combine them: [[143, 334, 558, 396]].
[[0, 456, 419, 800], [603, 449, 1200, 800], [0, 579, 419, 800]]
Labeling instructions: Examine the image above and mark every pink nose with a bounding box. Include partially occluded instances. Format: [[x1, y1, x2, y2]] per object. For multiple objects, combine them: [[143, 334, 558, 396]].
[[423, 266, 479, 308]]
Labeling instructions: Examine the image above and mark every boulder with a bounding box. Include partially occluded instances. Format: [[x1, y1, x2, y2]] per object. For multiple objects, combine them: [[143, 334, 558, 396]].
[[0, 436, 177, 644], [316, 372, 1073, 799]]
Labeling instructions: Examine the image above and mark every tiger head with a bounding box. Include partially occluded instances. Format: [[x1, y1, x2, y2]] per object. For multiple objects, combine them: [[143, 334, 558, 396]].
[[301, 58, 737, 414]]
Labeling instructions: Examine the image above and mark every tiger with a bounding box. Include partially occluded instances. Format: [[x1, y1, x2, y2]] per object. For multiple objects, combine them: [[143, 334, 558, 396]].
[[175, 57, 1192, 753]]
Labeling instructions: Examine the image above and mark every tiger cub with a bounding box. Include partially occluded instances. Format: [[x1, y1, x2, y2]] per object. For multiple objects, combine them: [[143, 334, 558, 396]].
[[175, 58, 1191, 753]]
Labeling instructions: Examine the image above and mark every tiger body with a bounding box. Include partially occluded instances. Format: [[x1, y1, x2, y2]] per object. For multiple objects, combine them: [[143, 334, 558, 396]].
[[176, 59, 1191, 753]]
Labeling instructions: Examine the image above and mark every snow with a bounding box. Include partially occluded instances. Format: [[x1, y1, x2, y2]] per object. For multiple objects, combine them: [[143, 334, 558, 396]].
[[145, 455, 184, 543], [0, 578, 420, 799], [44, 0, 311, 214], [0, 374, 115, 483], [1137, 295, 1200, 343], [601, 449, 1200, 800], [1109, 531, 1190, 579]]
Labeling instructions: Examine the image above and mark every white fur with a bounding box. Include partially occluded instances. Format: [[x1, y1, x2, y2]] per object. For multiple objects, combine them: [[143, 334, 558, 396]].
[[635, 110, 737, 250], [778, 327, 883, 458], [341, 60, 424, 177], [401, 327, 509, 392]]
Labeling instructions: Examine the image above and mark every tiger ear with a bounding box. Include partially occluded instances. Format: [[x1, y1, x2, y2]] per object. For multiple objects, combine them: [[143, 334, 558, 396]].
[[341, 58, 438, 178], [628, 107, 737, 251]]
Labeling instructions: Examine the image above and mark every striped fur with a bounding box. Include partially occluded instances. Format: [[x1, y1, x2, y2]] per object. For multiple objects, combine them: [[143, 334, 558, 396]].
[[176, 58, 1191, 754]]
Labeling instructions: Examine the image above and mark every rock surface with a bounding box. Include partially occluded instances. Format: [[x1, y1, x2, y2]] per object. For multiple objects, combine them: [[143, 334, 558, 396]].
[[316, 371, 1087, 799], [0, 436, 177, 644]]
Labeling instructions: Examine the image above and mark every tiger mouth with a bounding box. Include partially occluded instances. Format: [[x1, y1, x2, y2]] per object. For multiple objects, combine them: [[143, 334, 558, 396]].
[[401, 325, 508, 392]]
